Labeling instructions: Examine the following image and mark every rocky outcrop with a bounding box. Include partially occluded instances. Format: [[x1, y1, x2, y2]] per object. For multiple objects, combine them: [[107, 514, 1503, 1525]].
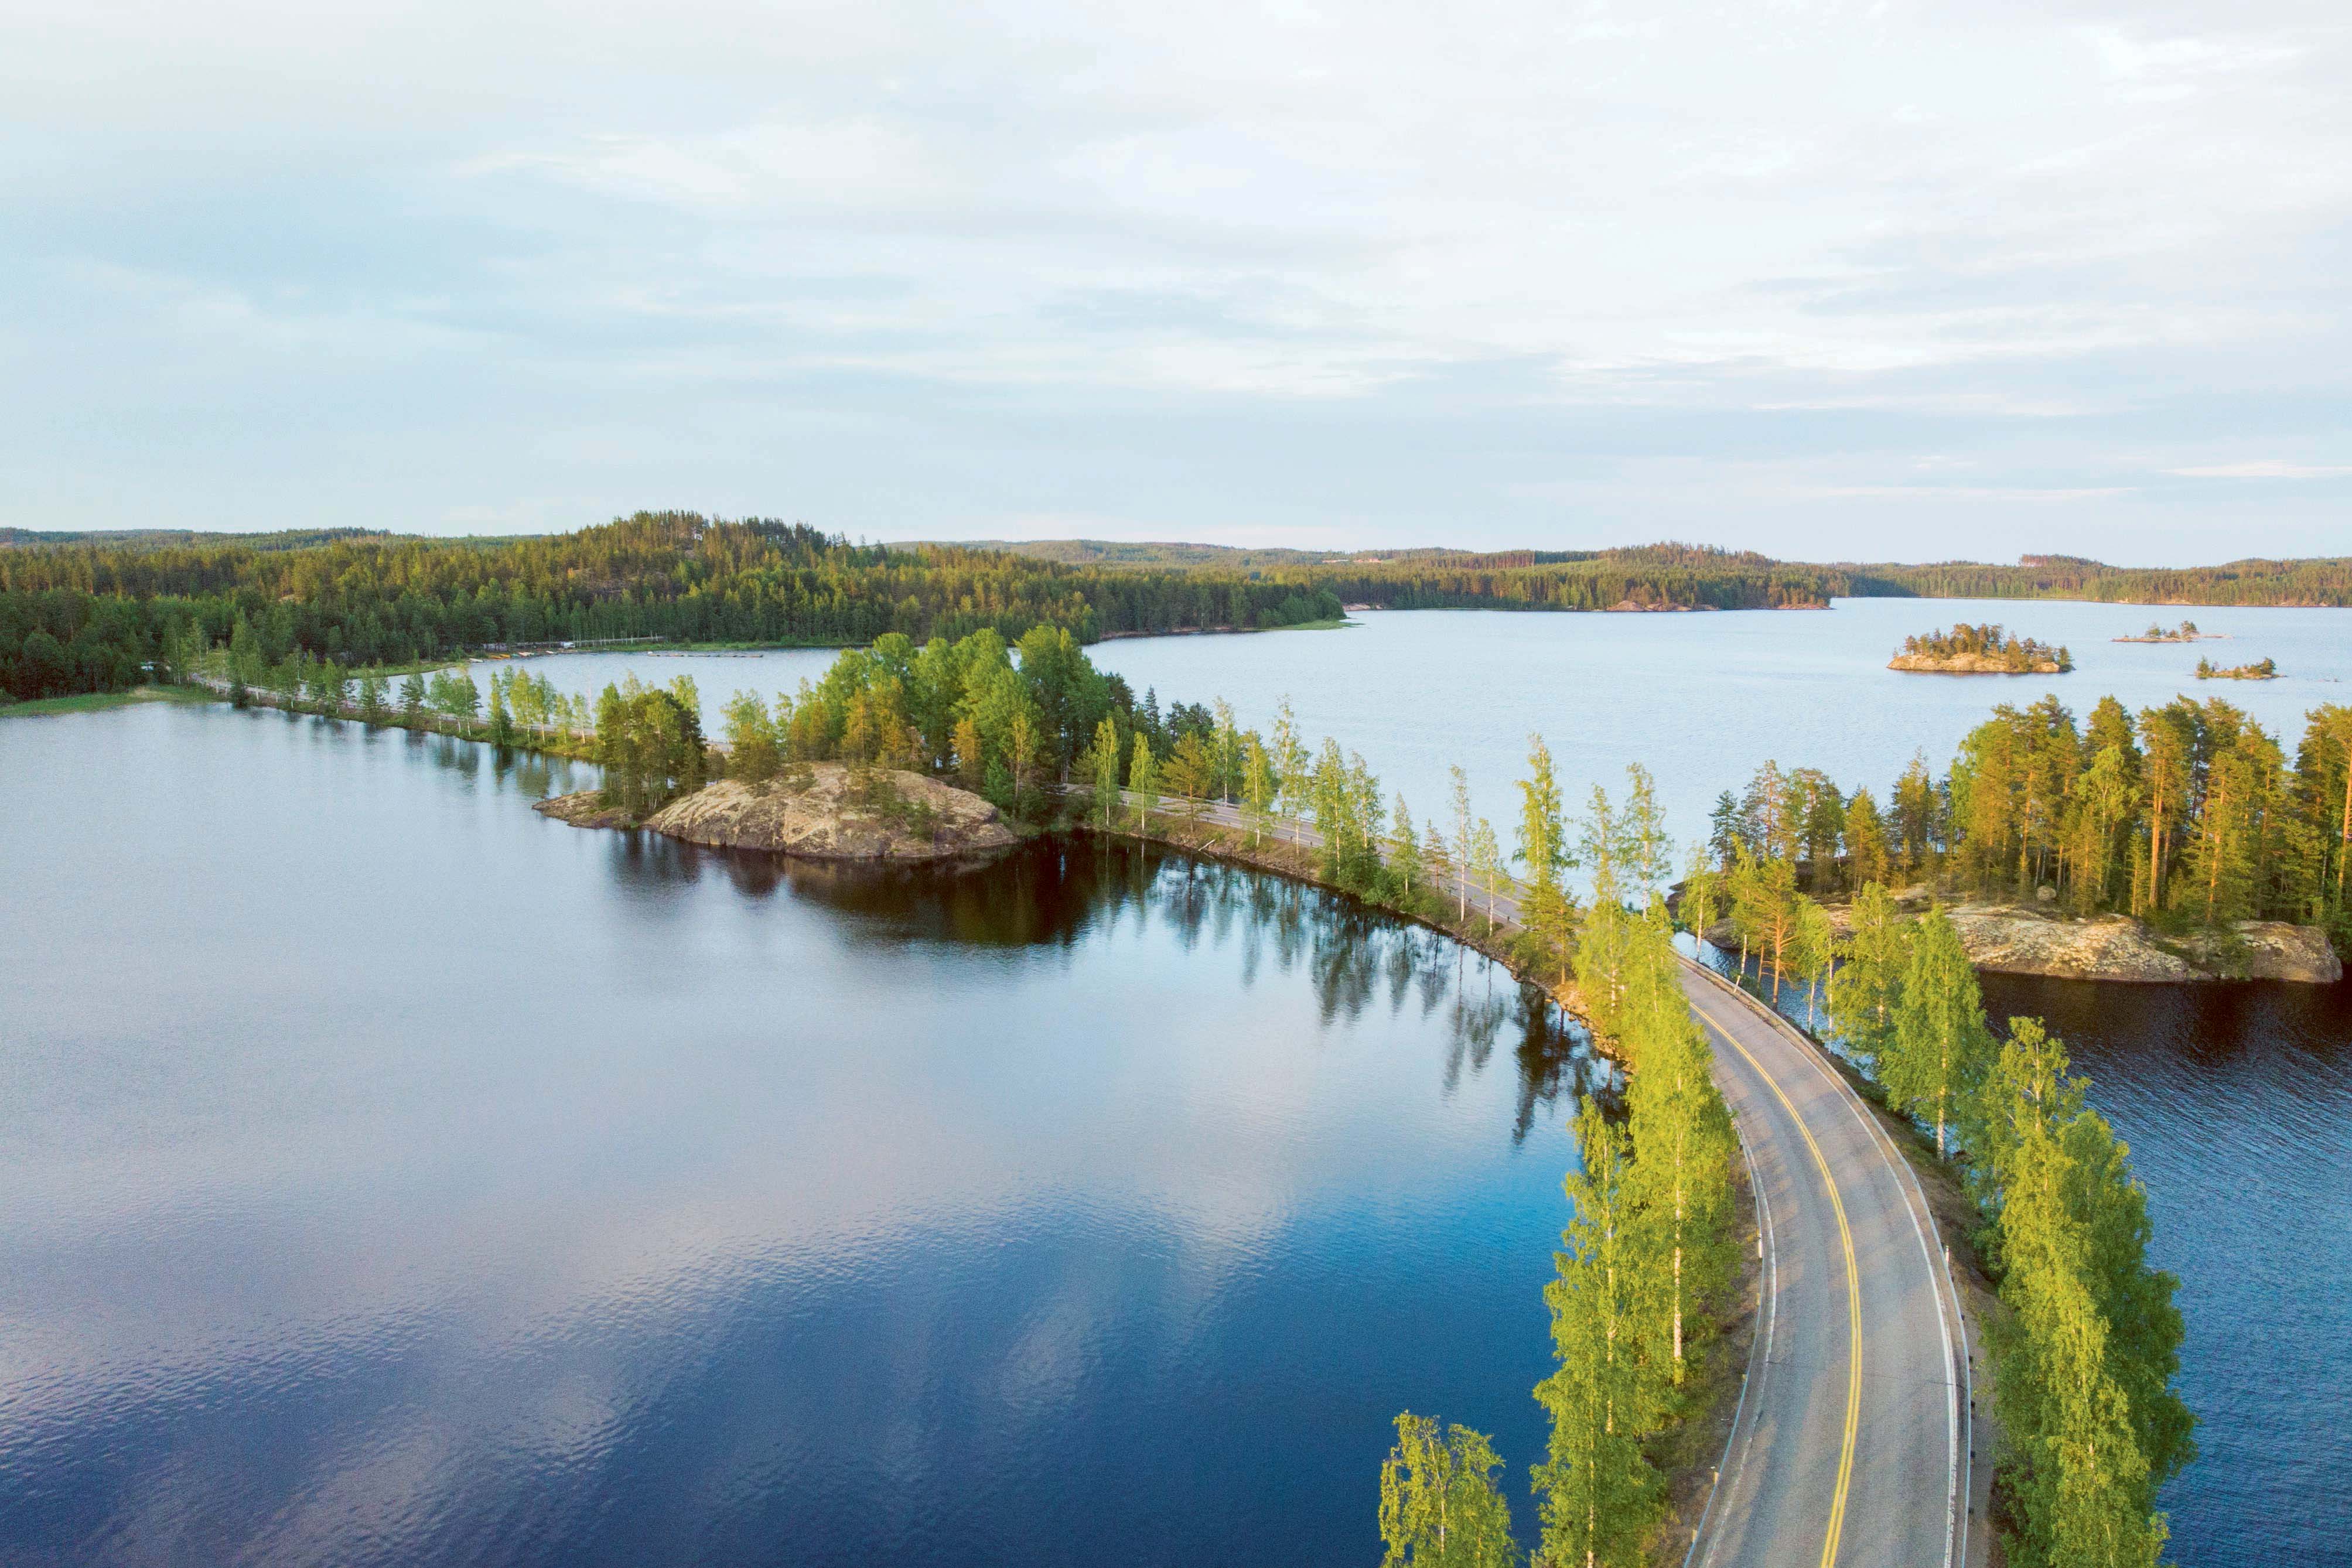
[[1698, 899, 2341, 983], [2177, 921, 2343, 982], [1945, 909, 2197, 982], [1938, 906, 2339, 983], [535, 764, 1018, 862], [1887, 652, 2066, 675]]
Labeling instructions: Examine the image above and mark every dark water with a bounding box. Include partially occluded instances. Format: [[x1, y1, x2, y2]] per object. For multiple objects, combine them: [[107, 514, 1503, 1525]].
[[1976, 973, 2352, 1568], [0, 705, 1599, 1567], [1704, 940, 2352, 1568]]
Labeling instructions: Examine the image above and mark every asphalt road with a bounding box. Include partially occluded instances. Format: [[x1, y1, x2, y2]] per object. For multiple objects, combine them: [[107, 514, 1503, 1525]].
[[1678, 962, 1972, 1568], [1110, 795, 1977, 1566]]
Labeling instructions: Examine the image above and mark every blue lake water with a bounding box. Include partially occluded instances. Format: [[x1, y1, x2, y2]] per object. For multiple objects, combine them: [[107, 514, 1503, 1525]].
[[0, 705, 1593, 1567], [494, 596, 2350, 852], [7, 593, 2348, 1564]]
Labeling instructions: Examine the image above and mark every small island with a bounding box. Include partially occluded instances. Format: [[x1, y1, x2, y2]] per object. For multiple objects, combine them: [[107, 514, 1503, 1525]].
[[2195, 656, 2278, 681], [2114, 619, 2223, 644], [1888, 623, 2072, 675]]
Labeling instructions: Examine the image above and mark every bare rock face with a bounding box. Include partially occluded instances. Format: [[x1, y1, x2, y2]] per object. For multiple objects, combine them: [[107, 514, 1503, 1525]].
[[1947, 906, 2342, 984], [646, 766, 1016, 860], [536, 764, 1018, 862], [1947, 908, 2197, 982], [2180, 921, 2344, 983], [1692, 893, 2344, 984]]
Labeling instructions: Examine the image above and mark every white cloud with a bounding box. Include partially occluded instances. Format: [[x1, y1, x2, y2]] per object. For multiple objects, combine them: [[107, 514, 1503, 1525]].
[[4, 0, 2352, 552], [2167, 461, 2352, 479]]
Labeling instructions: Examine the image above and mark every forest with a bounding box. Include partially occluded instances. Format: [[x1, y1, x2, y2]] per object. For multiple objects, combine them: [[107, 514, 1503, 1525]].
[[968, 537, 2352, 609], [11, 518, 2352, 702], [0, 513, 1345, 701], [1685, 694, 2352, 961]]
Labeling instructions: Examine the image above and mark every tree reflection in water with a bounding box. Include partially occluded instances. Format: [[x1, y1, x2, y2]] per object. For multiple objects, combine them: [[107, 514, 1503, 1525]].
[[609, 832, 1605, 1146]]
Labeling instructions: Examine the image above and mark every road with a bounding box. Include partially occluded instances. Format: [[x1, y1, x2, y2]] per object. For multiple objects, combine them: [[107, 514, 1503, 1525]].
[[1110, 794, 1978, 1567], [1677, 961, 1973, 1568]]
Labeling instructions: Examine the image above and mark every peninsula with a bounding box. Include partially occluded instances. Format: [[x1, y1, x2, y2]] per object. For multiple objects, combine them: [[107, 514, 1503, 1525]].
[[1889, 623, 2072, 674]]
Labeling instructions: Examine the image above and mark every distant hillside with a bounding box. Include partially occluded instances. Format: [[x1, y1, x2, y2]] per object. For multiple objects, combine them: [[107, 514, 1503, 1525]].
[[1, 527, 390, 554], [891, 539, 1553, 570], [907, 538, 2352, 609]]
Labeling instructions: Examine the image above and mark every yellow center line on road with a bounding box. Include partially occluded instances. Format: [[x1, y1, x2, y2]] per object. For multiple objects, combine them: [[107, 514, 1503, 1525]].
[[1692, 998, 1863, 1568]]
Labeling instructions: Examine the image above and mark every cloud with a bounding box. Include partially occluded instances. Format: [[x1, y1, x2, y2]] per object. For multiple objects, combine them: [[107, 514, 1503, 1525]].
[[3, 1, 2352, 555], [2166, 461, 2352, 479]]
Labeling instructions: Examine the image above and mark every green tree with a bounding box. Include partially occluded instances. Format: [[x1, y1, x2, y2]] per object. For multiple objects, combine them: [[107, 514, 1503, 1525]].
[[1391, 794, 1423, 900], [399, 671, 426, 722], [356, 672, 388, 725], [1842, 787, 1892, 892], [1163, 729, 1216, 816], [724, 689, 781, 783], [1084, 716, 1123, 829], [1623, 914, 1737, 1383], [1887, 906, 1992, 1158], [1470, 819, 1503, 928], [1375, 1414, 1519, 1568], [1677, 845, 1722, 956], [1449, 766, 1475, 923], [1241, 733, 1276, 845], [1829, 882, 1910, 1062], [1127, 731, 1158, 835], [1534, 1106, 1664, 1568], [1516, 734, 1578, 985]]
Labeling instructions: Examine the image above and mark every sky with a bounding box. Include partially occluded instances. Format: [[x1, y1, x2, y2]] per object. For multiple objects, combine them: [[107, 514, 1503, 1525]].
[[5, 0, 2350, 562]]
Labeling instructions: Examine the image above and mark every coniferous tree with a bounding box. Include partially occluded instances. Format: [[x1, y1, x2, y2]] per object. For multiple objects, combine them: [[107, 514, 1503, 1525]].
[[1842, 788, 1892, 891]]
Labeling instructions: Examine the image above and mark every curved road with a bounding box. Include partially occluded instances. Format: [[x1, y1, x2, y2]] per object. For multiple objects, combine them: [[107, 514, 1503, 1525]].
[[1678, 960, 1974, 1568], [1101, 795, 1981, 1564]]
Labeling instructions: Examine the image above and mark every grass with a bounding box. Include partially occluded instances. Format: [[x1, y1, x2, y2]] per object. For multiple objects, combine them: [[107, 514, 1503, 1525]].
[[0, 684, 215, 718], [1269, 617, 1358, 632]]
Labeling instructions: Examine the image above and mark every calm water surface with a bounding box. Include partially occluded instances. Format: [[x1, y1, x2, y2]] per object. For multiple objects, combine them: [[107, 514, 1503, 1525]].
[[11, 589, 2351, 1564], [495, 596, 2352, 846], [0, 705, 1595, 1567]]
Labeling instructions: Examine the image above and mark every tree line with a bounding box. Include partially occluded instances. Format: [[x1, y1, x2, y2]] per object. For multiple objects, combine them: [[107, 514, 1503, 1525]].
[[0, 511, 1347, 701], [1688, 695, 2352, 959], [13, 518, 2352, 705], [1376, 825, 1742, 1568], [1821, 897, 2191, 1564]]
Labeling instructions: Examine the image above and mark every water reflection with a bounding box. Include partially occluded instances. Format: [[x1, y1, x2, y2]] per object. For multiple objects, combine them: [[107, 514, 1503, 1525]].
[[0, 706, 1593, 1568]]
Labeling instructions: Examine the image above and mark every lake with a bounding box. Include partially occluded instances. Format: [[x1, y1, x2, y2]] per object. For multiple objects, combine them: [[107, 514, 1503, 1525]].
[[9, 593, 2351, 1566], [0, 703, 1593, 1567], [486, 595, 2351, 851]]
